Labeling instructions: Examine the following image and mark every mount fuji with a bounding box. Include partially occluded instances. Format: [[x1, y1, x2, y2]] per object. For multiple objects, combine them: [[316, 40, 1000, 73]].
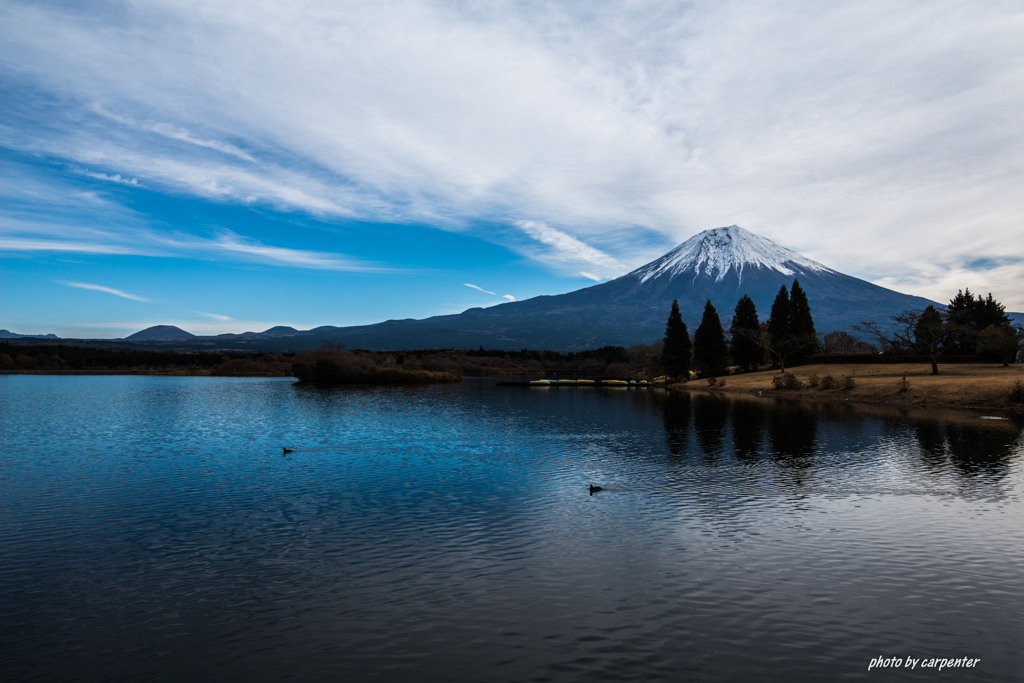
[[247, 225, 938, 351], [120, 226, 948, 351]]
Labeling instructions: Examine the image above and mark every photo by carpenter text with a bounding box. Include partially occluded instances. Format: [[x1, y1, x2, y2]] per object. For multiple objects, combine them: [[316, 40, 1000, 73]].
[[868, 656, 981, 671]]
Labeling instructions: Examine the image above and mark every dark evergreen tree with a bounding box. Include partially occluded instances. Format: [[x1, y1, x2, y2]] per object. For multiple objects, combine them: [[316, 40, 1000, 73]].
[[693, 300, 730, 376], [975, 292, 1014, 362], [788, 279, 818, 364], [730, 295, 763, 372], [945, 289, 1012, 356], [662, 299, 691, 380], [766, 285, 794, 370], [767, 285, 790, 337], [975, 292, 1011, 330], [945, 288, 978, 354]]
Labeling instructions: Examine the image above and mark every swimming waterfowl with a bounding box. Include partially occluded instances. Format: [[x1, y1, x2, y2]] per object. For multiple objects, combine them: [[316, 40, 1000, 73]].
[[589, 485, 603, 495], [282, 447, 294, 454]]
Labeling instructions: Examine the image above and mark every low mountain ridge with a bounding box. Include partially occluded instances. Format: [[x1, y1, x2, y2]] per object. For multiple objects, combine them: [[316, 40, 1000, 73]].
[[0, 329, 60, 339]]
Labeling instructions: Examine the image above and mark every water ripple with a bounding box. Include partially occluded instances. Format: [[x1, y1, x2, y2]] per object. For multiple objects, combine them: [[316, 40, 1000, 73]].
[[1, 377, 1022, 681]]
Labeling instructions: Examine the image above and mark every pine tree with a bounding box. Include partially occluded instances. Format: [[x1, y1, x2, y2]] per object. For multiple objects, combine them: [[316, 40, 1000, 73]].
[[945, 288, 977, 354], [975, 292, 1011, 330], [730, 295, 763, 372], [662, 299, 691, 380], [945, 289, 1012, 356], [693, 300, 730, 376], [975, 293, 1013, 362], [766, 285, 793, 370], [788, 279, 818, 365]]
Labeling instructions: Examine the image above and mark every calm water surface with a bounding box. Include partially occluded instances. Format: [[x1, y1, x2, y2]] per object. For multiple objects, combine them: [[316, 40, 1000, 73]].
[[1, 375, 1022, 682]]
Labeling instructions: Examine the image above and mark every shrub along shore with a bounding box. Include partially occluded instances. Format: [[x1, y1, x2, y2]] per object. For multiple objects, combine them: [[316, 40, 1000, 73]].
[[672, 362, 1024, 414]]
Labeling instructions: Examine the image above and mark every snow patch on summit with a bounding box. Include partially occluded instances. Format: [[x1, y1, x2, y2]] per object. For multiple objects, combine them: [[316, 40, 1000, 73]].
[[632, 226, 834, 283]]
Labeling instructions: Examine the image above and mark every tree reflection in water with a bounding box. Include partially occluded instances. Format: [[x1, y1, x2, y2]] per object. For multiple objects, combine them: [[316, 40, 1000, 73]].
[[915, 420, 1020, 479], [661, 391, 691, 457], [730, 398, 763, 461], [693, 393, 728, 460], [657, 389, 1021, 486]]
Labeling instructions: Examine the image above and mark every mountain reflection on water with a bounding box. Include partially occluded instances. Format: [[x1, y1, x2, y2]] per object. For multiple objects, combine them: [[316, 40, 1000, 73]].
[[1, 375, 1022, 682]]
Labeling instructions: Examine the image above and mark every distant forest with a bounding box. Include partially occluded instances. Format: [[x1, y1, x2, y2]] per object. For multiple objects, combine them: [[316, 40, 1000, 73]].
[[0, 342, 665, 380], [0, 342, 295, 376]]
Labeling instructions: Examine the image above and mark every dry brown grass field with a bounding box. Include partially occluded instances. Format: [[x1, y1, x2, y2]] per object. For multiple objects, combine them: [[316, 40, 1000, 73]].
[[677, 362, 1024, 415]]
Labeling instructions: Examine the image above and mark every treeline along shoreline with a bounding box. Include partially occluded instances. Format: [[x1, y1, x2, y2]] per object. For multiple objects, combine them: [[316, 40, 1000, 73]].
[[0, 340, 1010, 379], [0, 342, 658, 381], [4, 341, 1023, 411], [1, 342, 296, 376]]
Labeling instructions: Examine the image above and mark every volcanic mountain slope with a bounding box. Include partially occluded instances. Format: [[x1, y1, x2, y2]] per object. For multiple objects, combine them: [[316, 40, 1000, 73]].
[[308, 226, 939, 351]]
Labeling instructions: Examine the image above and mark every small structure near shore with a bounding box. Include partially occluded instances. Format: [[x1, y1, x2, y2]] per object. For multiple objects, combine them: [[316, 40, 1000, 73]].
[[497, 377, 661, 388]]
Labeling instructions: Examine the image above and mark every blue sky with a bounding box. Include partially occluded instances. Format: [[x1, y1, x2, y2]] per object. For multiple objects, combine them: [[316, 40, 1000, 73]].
[[2, 0, 1023, 338]]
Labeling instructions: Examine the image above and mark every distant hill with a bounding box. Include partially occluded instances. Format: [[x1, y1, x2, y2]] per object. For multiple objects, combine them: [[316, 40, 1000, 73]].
[[124, 325, 196, 342], [115, 324, 306, 349], [0, 329, 59, 339], [260, 326, 300, 335]]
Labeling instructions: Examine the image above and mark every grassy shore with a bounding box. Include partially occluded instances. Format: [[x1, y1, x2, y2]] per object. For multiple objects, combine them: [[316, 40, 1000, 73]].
[[675, 363, 1024, 414]]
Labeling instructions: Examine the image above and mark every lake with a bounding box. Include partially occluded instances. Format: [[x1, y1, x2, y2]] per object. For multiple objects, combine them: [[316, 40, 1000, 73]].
[[1, 375, 1022, 682]]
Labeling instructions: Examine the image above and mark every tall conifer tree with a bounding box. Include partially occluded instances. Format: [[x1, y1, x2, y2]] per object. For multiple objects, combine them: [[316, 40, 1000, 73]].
[[694, 300, 730, 376], [789, 279, 818, 364], [662, 299, 691, 380], [768, 285, 791, 332], [767, 285, 792, 364], [945, 289, 1011, 355], [974, 292, 1011, 330], [945, 288, 977, 354], [730, 295, 763, 372]]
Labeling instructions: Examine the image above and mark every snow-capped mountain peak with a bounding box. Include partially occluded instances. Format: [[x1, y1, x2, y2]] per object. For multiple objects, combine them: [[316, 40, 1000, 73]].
[[631, 225, 834, 284]]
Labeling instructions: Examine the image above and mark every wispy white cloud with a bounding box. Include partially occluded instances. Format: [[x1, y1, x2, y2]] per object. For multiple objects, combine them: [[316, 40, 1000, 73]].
[[149, 123, 256, 163], [3, 1, 1024, 306], [465, 283, 515, 302], [57, 145, 364, 217], [0, 237, 138, 255], [0, 210, 390, 272], [515, 220, 625, 278], [196, 311, 232, 321], [464, 283, 496, 296], [69, 167, 140, 186], [202, 232, 389, 271], [579, 272, 603, 282], [60, 280, 151, 301], [90, 104, 257, 163]]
